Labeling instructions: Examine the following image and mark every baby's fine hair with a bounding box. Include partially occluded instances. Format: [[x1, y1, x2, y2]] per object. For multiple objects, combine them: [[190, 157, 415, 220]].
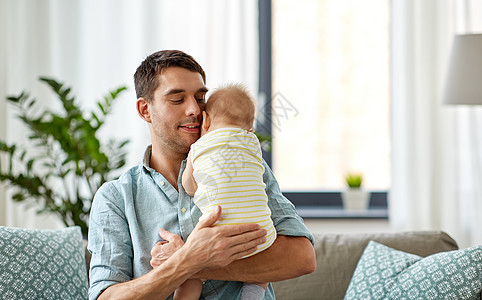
[[206, 83, 256, 130]]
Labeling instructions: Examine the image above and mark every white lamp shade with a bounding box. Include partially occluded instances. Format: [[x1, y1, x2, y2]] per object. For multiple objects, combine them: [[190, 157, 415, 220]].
[[443, 33, 482, 105]]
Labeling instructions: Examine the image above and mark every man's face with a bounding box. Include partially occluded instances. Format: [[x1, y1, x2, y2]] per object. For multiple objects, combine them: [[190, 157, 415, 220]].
[[148, 67, 207, 155]]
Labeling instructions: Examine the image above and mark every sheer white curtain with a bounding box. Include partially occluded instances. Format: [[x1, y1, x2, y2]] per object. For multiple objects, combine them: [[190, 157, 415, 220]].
[[390, 0, 482, 248], [0, 0, 258, 229]]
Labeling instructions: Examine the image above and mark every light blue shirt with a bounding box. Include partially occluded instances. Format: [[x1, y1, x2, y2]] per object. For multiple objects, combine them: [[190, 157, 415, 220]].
[[88, 146, 314, 300]]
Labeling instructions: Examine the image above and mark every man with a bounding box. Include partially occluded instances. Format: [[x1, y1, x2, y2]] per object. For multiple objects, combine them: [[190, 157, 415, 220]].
[[88, 50, 316, 300]]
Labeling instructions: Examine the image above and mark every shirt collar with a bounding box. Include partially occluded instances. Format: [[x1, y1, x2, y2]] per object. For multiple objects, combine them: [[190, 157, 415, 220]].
[[143, 145, 153, 171]]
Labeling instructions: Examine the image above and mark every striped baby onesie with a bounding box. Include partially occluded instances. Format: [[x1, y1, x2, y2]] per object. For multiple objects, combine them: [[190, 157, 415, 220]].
[[189, 127, 277, 257]]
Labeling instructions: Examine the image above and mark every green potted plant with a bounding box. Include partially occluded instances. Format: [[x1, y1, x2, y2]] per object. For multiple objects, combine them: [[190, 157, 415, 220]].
[[341, 173, 370, 210], [0, 77, 129, 236]]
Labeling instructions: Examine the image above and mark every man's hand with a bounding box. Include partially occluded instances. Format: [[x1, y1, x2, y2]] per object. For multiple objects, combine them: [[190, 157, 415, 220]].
[[150, 206, 267, 270], [184, 205, 267, 269], [150, 229, 185, 268]]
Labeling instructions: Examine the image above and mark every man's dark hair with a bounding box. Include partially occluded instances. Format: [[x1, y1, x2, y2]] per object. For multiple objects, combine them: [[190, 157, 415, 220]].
[[134, 50, 206, 101]]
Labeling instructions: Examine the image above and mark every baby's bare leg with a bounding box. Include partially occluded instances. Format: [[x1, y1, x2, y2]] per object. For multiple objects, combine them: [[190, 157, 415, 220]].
[[256, 282, 269, 289], [173, 279, 203, 300]]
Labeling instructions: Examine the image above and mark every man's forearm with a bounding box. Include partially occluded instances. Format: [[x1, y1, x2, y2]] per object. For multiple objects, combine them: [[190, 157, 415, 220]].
[[98, 247, 198, 300], [195, 235, 316, 283]]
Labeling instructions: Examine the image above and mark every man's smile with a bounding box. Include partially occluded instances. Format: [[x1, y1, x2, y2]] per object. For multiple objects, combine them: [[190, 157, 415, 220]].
[[179, 123, 200, 133]]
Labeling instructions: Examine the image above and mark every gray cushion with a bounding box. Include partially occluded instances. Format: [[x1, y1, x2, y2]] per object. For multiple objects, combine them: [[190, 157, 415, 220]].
[[0, 226, 88, 299], [272, 231, 458, 300]]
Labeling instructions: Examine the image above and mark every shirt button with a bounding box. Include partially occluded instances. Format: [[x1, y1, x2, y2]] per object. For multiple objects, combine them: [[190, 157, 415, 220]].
[[181, 208, 187, 213], [159, 180, 165, 186]]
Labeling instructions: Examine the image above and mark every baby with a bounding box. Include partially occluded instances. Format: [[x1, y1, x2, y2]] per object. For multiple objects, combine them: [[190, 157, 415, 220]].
[[178, 84, 276, 300]]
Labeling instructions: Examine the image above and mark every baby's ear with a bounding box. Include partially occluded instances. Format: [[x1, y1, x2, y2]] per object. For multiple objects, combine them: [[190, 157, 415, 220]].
[[202, 111, 210, 131]]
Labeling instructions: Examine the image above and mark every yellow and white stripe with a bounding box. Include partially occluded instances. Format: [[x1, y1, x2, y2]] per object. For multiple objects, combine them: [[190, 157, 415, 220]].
[[190, 128, 277, 258]]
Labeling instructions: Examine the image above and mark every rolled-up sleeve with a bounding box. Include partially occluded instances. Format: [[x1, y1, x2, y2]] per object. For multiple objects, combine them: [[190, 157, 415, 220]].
[[88, 182, 133, 300], [263, 162, 315, 245]]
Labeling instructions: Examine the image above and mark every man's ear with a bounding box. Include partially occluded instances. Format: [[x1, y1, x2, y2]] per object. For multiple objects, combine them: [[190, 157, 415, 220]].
[[202, 111, 210, 131], [137, 97, 151, 123]]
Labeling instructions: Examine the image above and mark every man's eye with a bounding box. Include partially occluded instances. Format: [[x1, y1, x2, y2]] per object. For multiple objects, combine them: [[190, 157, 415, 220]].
[[171, 99, 183, 103], [195, 95, 206, 102]]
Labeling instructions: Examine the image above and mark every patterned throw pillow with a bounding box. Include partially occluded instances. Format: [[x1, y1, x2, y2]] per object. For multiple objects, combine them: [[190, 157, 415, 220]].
[[345, 241, 482, 300], [0, 226, 88, 300]]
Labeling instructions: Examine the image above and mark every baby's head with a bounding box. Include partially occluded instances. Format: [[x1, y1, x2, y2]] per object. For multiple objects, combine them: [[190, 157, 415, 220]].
[[201, 84, 256, 135]]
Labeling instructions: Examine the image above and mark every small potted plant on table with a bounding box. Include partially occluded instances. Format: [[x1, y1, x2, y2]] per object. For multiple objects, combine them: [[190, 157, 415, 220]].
[[341, 173, 370, 211]]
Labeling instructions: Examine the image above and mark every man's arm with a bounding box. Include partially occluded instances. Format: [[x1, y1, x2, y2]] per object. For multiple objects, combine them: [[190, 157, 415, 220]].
[[98, 206, 267, 300], [151, 233, 315, 283], [195, 235, 315, 283]]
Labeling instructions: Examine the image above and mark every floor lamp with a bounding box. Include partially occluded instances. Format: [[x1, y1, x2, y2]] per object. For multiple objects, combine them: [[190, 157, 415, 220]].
[[444, 33, 482, 105], [443, 33, 482, 248]]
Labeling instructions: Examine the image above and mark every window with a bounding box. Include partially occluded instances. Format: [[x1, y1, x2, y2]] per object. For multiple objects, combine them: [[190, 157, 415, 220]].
[[270, 0, 391, 192]]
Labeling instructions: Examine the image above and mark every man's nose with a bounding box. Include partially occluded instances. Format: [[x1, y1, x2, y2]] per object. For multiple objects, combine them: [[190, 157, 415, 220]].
[[185, 96, 201, 116]]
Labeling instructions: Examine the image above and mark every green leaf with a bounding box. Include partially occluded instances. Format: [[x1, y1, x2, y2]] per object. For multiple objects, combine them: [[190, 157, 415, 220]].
[[110, 86, 127, 99], [26, 159, 34, 172], [6, 91, 28, 104], [345, 173, 363, 188], [27, 98, 36, 109], [19, 150, 27, 161], [12, 192, 26, 202], [97, 102, 106, 114], [91, 112, 101, 127]]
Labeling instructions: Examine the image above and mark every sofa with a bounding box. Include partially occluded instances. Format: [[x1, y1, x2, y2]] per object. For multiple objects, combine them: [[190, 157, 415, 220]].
[[1, 227, 481, 299], [273, 231, 482, 300]]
